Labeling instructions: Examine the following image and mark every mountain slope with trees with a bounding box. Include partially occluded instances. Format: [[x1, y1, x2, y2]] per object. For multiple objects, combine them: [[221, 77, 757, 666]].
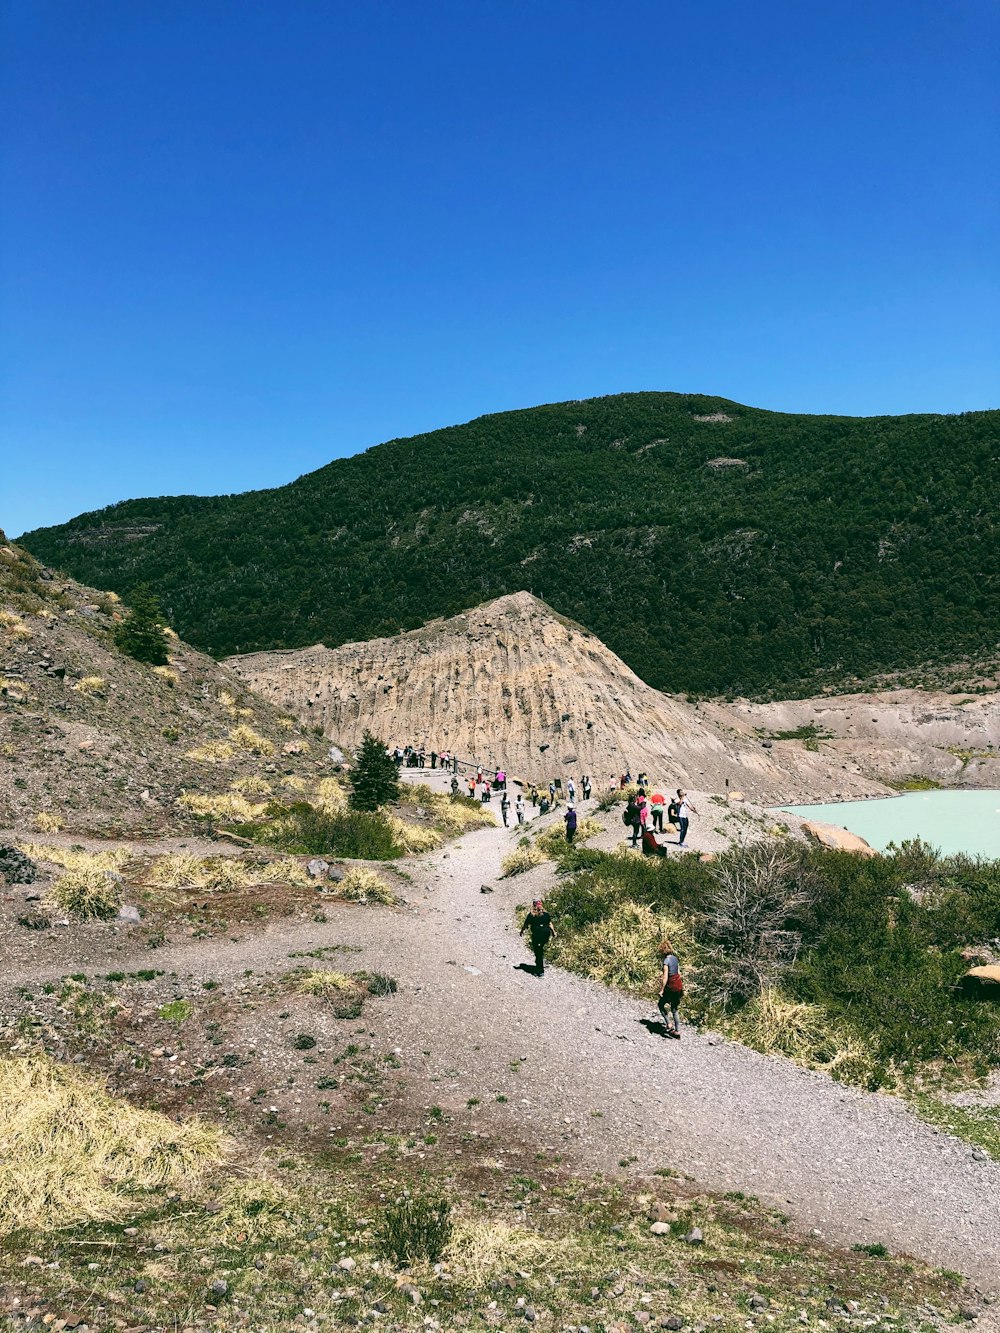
[[19, 392, 1000, 697]]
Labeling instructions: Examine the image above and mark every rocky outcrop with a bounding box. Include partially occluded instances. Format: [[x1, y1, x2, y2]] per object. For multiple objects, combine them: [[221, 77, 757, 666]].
[[801, 821, 878, 856], [962, 965, 1000, 997], [229, 593, 903, 802]]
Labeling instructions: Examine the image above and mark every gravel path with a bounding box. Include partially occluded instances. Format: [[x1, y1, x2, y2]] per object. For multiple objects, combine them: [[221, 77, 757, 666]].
[[5, 782, 999, 1289]]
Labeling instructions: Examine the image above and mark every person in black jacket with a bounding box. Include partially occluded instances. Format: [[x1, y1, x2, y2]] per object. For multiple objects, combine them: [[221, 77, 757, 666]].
[[520, 899, 557, 976]]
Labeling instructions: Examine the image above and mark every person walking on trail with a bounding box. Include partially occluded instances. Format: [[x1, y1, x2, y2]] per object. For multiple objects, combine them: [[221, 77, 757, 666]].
[[566, 777, 576, 803], [515, 793, 526, 825], [520, 899, 556, 976], [501, 792, 511, 828], [529, 784, 539, 807], [637, 792, 649, 832], [582, 775, 591, 801], [467, 774, 477, 800], [564, 804, 578, 843], [677, 790, 698, 847], [657, 939, 684, 1038], [650, 789, 665, 832], [624, 796, 641, 847], [548, 780, 556, 805]]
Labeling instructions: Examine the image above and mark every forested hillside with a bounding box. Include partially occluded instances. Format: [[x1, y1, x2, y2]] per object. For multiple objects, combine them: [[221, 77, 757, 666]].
[[19, 393, 1000, 696]]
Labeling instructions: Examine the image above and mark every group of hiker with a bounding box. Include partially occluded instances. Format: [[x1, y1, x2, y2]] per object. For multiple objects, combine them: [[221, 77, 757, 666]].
[[623, 783, 698, 855], [520, 899, 684, 1037], [393, 744, 459, 772]]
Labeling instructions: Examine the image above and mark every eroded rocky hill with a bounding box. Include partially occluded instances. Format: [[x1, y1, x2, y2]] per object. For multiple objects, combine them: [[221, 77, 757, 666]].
[[228, 591, 1000, 801]]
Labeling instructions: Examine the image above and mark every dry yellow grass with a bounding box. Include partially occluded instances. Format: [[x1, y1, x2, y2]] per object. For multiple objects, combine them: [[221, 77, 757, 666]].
[[0, 609, 32, 640], [500, 843, 545, 877], [72, 675, 106, 695], [288, 968, 355, 997], [552, 903, 694, 992], [0, 1055, 224, 1234], [339, 865, 397, 904], [20, 844, 133, 873], [47, 864, 121, 918], [446, 1219, 581, 1287], [399, 784, 496, 833], [722, 988, 889, 1088], [152, 665, 179, 686], [535, 817, 602, 856], [142, 853, 311, 893], [228, 723, 275, 756], [31, 812, 63, 833], [184, 739, 235, 764], [177, 790, 266, 820], [386, 815, 443, 853], [314, 775, 347, 810], [230, 773, 273, 797]]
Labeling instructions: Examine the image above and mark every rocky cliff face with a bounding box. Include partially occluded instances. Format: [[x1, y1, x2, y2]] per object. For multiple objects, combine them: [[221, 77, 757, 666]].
[[228, 592, 998, 802]]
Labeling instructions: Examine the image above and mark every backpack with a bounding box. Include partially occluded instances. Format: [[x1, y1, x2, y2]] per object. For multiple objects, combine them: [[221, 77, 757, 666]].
[[622, 809, 632, 826], [667, 800, 681, 822]]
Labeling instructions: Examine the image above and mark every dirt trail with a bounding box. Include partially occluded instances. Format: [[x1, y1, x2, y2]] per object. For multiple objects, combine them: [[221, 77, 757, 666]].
[[5, 780, 999, 1289]]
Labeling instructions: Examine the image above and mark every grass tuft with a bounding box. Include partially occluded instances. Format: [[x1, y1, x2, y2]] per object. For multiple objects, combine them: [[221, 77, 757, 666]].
[[339, 865, 397, 904], [0, 1055, 224, 1234]]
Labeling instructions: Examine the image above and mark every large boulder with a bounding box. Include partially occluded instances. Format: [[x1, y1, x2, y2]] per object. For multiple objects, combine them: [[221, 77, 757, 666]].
[[962, 965, 1000, 999], [801, 821, 878, 856]]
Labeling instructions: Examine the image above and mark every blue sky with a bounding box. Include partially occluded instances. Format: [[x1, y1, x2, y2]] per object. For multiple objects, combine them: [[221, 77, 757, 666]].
[[2, 0, 998, 537]]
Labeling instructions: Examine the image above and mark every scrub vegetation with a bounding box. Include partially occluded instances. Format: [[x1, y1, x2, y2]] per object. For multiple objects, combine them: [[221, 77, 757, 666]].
[[544, 840, 1000, 1093], [22, 392, 1000, 698]]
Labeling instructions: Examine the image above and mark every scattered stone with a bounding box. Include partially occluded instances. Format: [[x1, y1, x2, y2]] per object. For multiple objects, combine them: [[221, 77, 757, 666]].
[[662, 1319, 684, 1330], [683, 1228, 703, 1245], [209, 1280, 228, 1298], [480, 884, 494, 894], [117, 905, 142, 924], [307, 859, 330, 879], [0, 845, 39, 884], [801, 821, 877, 857], [649, 1222, 671, 1236], [400, 1284, 421, 1305], [338, 1257, 357, 1272], [523, 1308, 536, 1324], [972, 1147, 989, 1161], [749, 1295, 768, 1311]]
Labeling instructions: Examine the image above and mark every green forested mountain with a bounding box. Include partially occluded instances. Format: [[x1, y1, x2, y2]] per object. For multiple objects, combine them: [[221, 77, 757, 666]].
[[18, 392, 1000, 696]]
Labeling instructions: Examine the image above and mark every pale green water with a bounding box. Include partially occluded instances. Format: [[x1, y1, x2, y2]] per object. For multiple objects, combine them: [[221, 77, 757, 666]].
[[780, 790, 1000, 859]]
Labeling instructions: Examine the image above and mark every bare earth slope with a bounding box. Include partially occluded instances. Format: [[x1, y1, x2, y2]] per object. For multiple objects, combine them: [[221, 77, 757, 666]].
[[0, 536, 323, 834], [230, 592, 1000, 801]]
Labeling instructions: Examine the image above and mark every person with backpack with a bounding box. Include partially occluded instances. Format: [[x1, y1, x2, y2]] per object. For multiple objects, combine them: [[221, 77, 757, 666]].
[[623, 796, 641, 847], [520, 898, 557, 975], [677, 789, 698, 847], [564, 804, 578, 843], [657, 938, 684, 1037]]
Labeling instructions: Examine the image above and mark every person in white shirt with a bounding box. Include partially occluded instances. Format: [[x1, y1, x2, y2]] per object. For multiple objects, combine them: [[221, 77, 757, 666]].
[[676, 790, 698, 847]]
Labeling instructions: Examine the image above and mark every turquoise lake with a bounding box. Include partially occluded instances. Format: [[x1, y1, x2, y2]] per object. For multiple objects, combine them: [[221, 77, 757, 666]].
[[779, 789, 1000, 859]]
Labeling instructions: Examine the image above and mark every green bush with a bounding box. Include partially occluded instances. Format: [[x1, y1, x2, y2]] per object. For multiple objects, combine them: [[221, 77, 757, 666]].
[[236, 802, 401, 860], [113, 584, 169, 665], [374, 1193, 453, 1264]]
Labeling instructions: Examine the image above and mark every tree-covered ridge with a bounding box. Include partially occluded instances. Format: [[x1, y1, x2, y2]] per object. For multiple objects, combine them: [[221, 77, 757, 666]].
[[19, 392, 1000, 697]]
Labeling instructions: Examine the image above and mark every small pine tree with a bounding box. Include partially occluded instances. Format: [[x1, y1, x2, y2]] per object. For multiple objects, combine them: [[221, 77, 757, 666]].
[[349, 730, 399, 811], [113, 584, 170, 665]]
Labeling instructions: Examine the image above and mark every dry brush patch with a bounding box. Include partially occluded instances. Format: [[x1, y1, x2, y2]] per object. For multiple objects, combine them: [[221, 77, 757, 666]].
[[0, 1055, 224, 1234]]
